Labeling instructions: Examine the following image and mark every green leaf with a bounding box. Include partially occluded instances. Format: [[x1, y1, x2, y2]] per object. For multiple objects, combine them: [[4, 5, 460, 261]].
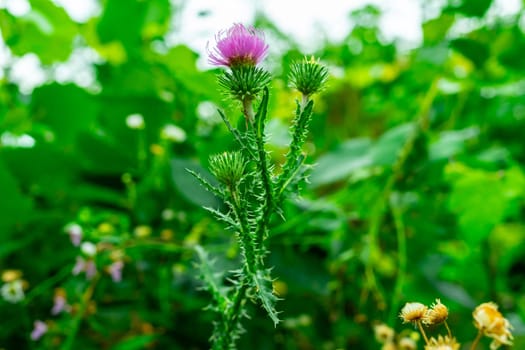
[[448, 0, 493, 18], [423, 14, 455, 45], [0, 0, 77, 63], [370, 123, 415, 166], [446, 163, 525, 243], [450, 38, 490, 68], [429, 127, 479, 161], [309, 138, 372, 187]]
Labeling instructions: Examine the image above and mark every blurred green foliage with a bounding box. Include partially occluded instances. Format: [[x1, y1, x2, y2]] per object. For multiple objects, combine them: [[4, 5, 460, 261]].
[[1, 0, 525, 349]]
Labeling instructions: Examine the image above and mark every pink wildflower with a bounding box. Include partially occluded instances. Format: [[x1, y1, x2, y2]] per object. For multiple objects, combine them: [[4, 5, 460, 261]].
[[208, 23, 268, 68], [107, 261, 124, 283], [30, 320, 47, 341], [51, 293, 70, 315], [72, 256, 97, 280], [72, 256, 85, 276], [65, 223, 82, 246], [85, 260, 97, 280]]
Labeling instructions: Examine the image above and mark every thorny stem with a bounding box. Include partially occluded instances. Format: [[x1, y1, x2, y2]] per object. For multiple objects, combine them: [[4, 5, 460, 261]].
[[229, 185, 257, 275], [212, 283, 249, 350], [361, 78, 440, 308], [417, 320, 430, 344], [470, 330, 483, 350], [242, 97, 255, 126]]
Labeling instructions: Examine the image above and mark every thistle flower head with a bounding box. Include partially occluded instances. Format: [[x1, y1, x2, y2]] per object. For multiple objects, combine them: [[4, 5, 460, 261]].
[[289, 56, 329, 97], [400, 302, 428, 324], [424, 335, 460, 350], [423, 298, 449, 325], [473, 302, 513, 349], [208, 23, 269, 68], [209, 151, 247, 188]]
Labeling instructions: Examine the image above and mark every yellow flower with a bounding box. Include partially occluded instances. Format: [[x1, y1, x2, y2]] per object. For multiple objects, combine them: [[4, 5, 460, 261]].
[[473, 302, 513, 350], [400, 302, 427, 323], [374, 323, 395, 343], [424, 335, 460, 350], [423, 298, 449, 325]]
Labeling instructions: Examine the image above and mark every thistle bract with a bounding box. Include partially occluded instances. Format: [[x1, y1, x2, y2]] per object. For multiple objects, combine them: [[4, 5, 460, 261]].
[[289, 57, 328, 96], [209, 151, 247, 188], [217, 65, 271, 101], [208, 23, 268, 68]]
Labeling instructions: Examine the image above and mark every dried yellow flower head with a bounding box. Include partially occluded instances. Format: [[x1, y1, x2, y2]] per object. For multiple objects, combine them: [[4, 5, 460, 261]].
[[424, 335, 460, 350], [398, 336, 417, 350], [400, 302, 428, 323], [423, 298, 449, 325], [473, 302, 513, 350], [374, 323, 395, 343]]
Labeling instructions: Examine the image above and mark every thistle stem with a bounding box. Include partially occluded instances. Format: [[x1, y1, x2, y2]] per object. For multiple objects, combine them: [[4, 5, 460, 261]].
[[242, 98, 255, 126]]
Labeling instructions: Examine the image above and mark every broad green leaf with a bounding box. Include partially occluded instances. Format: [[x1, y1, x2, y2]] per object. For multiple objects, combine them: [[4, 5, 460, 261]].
[[0, 0, 77, 63], [448, 0, 493, 17], [370, 123, 415, 166], [423, 14, 455, 45], [429, 127, 479, 161], [446, 163, 525, 243], [309, 138, 372, 187], [450, 38, 490, 68]]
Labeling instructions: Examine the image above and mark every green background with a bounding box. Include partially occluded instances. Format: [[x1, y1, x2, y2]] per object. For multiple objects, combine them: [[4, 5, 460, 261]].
[[1, 0, 524, 349]]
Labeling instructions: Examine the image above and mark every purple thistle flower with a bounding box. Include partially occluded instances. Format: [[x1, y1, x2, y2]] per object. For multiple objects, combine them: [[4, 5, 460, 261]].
[[30, 320, 48, 341], [208, 23, 268, 68]]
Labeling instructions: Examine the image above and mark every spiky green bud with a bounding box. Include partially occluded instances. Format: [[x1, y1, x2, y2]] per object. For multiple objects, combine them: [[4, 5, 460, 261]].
[[289, 56, 328, 96], [218, 66, 271, 101], [209, 151, 247, 188]]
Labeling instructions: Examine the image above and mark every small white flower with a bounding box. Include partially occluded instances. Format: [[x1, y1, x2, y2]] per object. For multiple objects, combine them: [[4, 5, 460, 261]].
[[126, 114, 145, 129], [161, 124, 186, 143], [1, 280, 25, 303], [81, 242, 97, 257]]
